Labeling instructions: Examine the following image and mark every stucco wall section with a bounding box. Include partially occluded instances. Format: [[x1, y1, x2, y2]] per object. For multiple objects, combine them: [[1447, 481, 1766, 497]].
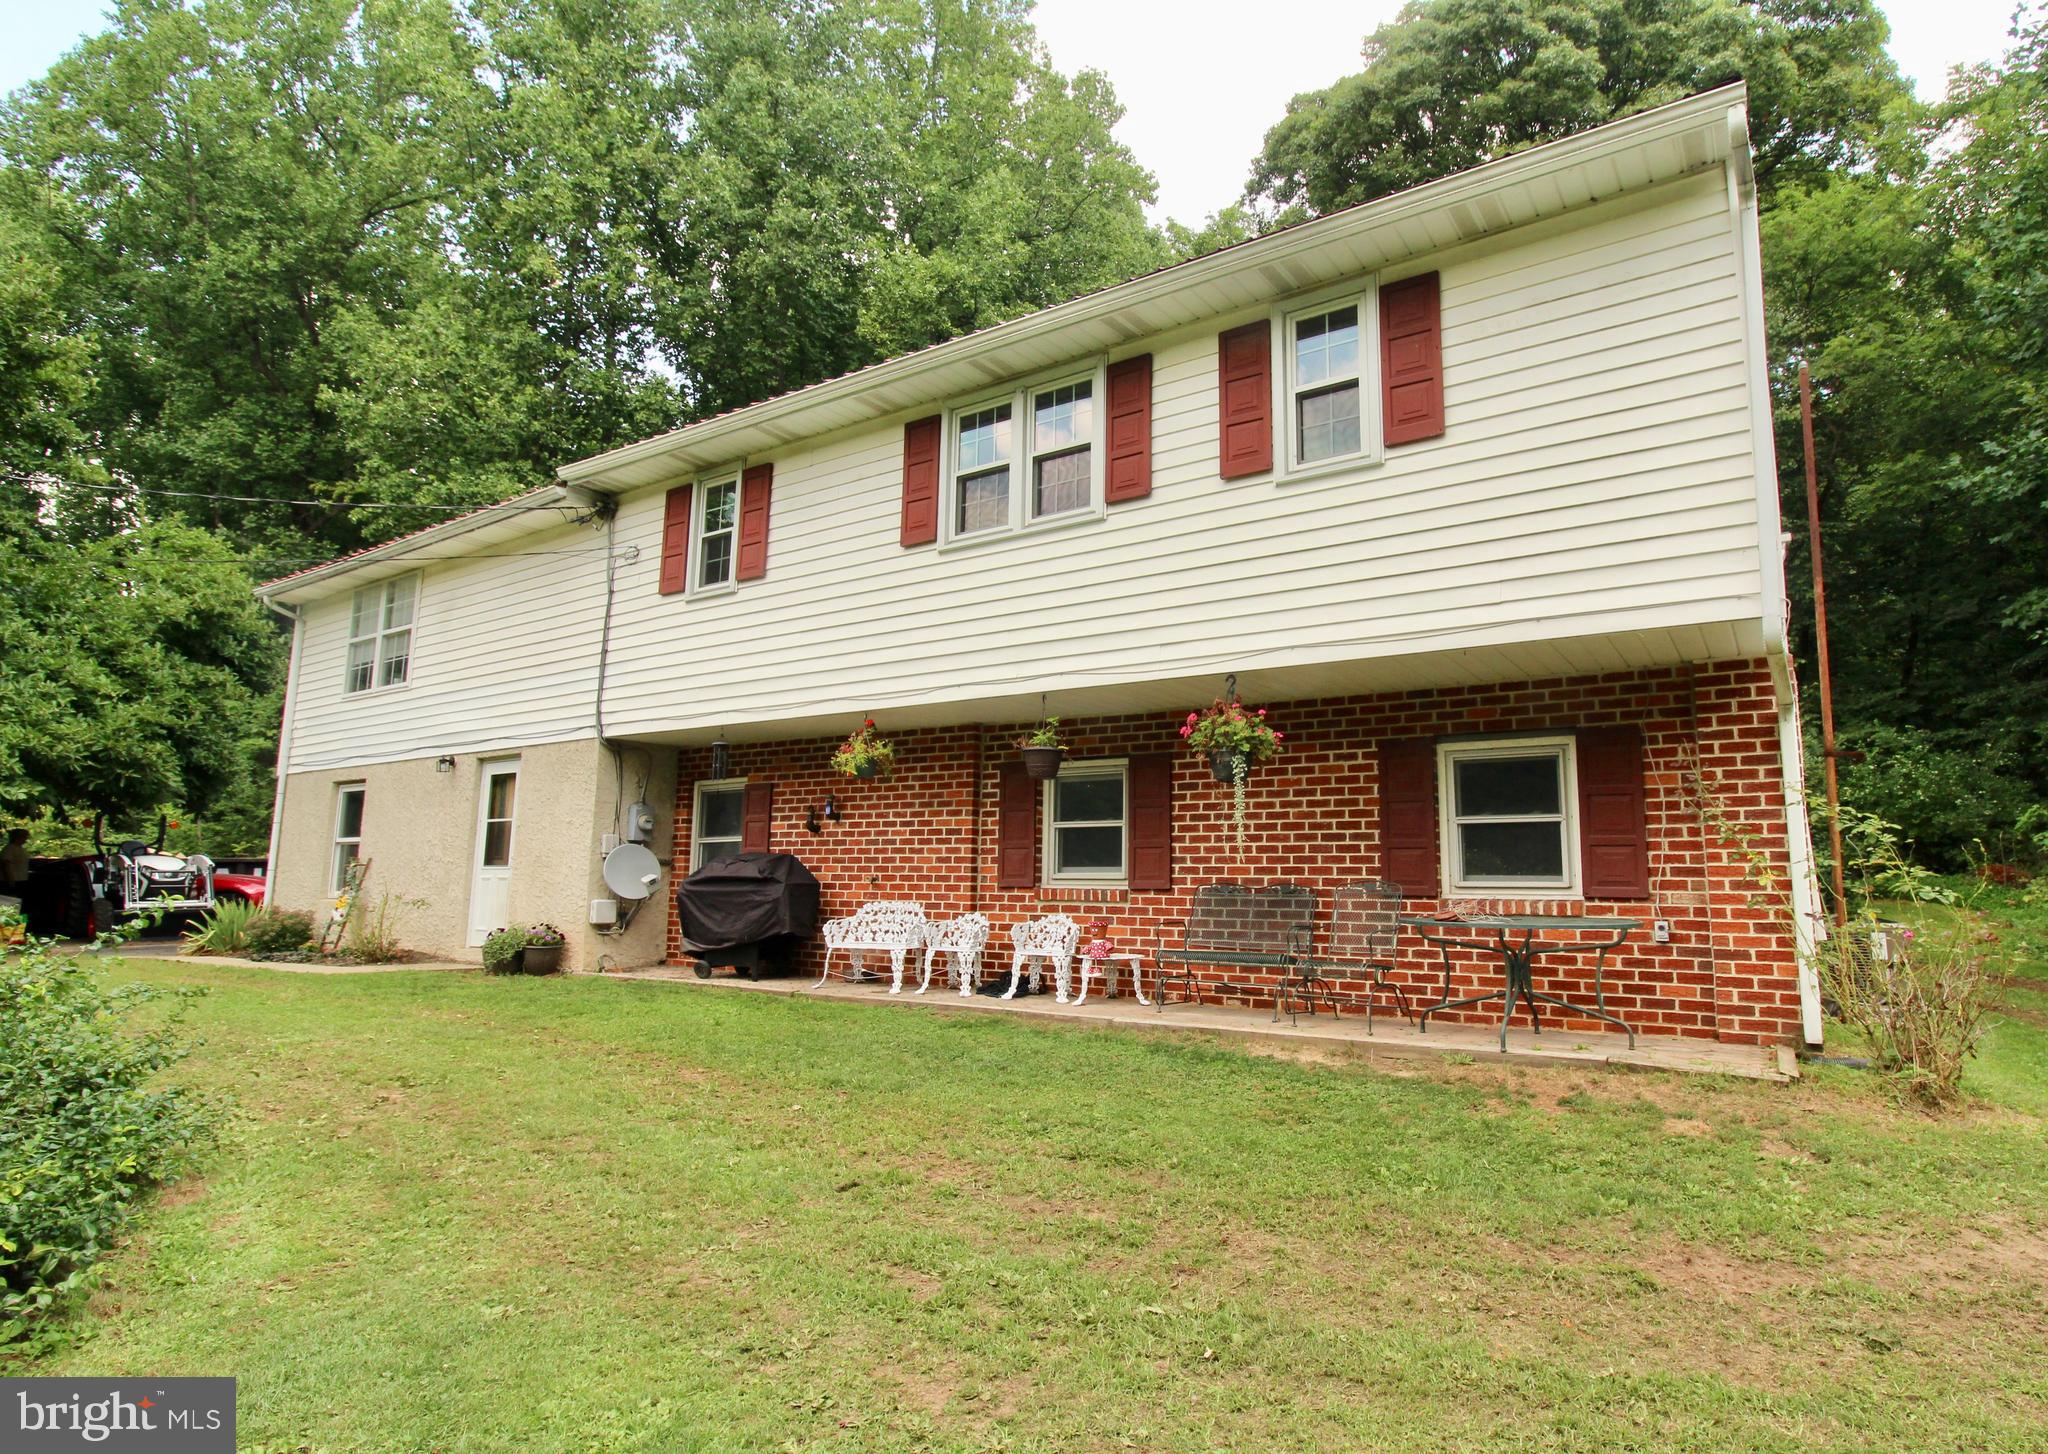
[[273, 737, 677, 971]]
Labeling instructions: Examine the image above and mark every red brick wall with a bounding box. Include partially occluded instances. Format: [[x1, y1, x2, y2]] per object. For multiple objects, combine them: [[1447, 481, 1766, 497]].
[[667, 658, 1803, 1045]]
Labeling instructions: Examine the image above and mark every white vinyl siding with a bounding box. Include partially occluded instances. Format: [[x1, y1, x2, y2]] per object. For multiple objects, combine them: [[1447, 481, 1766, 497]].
[[587, 173, 1765, 740], [283, 171, 1771, 763], [283, 522, 606, 772]]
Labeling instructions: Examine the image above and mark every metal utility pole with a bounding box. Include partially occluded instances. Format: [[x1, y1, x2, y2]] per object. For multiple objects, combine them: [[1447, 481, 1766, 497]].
[[1800, 364, 1846, 928]]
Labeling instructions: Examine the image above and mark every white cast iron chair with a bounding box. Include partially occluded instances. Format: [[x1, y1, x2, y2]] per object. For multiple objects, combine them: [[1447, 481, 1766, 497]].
[[1005, 914, 1081, 1001], [818, 901, 929, 992], [918, 913, 992, 996]]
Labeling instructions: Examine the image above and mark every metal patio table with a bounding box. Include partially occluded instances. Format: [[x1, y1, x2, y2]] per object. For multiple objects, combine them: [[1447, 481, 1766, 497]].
[[1399, 914, 1642, 1053]]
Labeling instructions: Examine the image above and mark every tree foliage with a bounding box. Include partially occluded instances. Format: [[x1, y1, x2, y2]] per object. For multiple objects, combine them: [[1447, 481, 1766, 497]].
[[1248, 0, 1909, 220], [0, 0, 1163, 826], [1241, 0, 2047, 862]]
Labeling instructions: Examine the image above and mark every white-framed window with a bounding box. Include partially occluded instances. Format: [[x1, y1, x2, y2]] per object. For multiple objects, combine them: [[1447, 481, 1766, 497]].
[[692, 779, 747, 869], [696, 476, 738, 591], [344, 574, 419, 693], [331, 783, 366, 893], [1281, 282, 1380, 476], [1437, 736, 1580, 895], [945, 365, 1105, 542], [1042, 759, 1127, 885]]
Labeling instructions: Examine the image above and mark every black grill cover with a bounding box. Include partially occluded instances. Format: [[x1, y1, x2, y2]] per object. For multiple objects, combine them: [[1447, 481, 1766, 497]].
[[675, 852, 820, 951]]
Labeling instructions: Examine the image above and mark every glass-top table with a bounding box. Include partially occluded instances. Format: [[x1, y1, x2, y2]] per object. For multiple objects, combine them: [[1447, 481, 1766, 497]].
[[1398, 914, 1643, 1053]]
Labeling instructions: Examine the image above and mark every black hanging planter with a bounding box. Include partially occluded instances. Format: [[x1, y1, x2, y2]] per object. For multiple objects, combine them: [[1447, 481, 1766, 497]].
[[851, 760, 882, 780], [1021, 746, 1064, 781], [1209, 749, 1247, 785]]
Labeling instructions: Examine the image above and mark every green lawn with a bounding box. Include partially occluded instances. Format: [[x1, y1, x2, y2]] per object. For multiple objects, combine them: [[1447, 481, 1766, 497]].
[[14, 955, 2048, 1453]]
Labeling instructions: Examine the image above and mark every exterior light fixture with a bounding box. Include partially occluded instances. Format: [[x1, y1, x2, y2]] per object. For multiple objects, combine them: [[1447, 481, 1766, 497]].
[[710, 735, 731, 779], [805, 793, 842, 835], [435, 755, 456, 773]]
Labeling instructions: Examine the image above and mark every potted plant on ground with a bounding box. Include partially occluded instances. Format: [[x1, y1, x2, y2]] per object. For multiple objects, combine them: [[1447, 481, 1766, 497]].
[[831, 718, 896, 779], [519, 923, 566, 974], [1181, 697, 1285, 852], [1017, 716, 1067, 780], [482, 925, 527, 975]]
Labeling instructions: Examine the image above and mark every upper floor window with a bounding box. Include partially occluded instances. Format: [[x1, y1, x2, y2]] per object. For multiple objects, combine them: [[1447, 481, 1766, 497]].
[[1279, 283, 1380, 476], [345, 575, 418, 693], [1042, 759, 1127, 885], [947, 367, 1103, 542], [1437, 736, 1579, 895], [697, 477, 737, 590]]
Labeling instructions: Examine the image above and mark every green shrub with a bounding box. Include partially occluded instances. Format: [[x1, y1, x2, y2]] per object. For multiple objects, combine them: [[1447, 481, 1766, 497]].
[[243, 908, 316, 956], [1, 936, 220, 1343], [1834, 724, 2034, 868], [181, 898, 260, 955], [481, 925, 530, 974]]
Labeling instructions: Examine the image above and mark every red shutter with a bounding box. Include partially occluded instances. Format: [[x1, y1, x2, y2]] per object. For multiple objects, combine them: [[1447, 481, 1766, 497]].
[[741, 782, 774, 854], [1380, 271, 1444, 446], [1576, 727, 1649, 899], [1379, 737, 1439, 898], [996, 762, 1036, 889], [736, 463, 772, 581], [1217, 321, 1272, 479], [1127, 752, 1173, 891], [1105, 353, 1153, 503], [900, 415, 941, 547], [658, 483, 693, 595]]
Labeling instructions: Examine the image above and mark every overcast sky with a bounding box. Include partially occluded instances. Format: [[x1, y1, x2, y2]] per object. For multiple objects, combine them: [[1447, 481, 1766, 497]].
[[0, 0, 2029, 224]]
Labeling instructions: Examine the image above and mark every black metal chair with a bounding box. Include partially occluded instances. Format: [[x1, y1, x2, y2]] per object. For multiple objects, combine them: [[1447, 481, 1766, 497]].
[[1276, 880, 1414, 1031]]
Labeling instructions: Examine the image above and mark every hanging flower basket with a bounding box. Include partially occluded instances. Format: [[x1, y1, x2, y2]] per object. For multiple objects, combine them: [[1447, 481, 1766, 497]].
[[1017, 715, 1067, 780], [831, 719, 895, 779], [1182, 698, 1284, 854]]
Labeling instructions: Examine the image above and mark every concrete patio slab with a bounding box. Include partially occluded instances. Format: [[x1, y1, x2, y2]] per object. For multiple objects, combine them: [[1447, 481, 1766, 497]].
[[594, 967, 1795, 1082]]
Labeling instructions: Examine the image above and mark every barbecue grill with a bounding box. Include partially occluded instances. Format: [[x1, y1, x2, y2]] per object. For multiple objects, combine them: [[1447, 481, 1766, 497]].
[[674, 852, 820, 978]]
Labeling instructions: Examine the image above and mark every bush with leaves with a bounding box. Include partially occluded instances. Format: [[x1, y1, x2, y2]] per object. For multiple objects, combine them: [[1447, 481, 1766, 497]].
[[181, 898, 260, 956], [243, 909, 316, 956], [1, 936, 219, 1343], [1818, 809, 1997, 1109]]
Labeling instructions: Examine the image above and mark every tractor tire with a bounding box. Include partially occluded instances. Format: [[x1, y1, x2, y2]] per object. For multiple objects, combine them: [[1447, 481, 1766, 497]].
[[58, 867, 99, 941]]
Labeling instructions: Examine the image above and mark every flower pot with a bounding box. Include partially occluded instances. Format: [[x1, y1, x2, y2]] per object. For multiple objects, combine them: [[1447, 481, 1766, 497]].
[[518, 943, 563, 975], [851, 760, 882, 779], [1209, 748, 1248, 785], [1020, 745, 1064, 781]]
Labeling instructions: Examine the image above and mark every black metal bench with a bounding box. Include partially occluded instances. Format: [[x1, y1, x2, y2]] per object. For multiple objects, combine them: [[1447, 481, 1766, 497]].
[[1154, 883, 1318, 1011]]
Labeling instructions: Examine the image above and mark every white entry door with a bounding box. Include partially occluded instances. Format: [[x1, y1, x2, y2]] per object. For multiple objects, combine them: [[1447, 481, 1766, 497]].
[[467, 760, 519, 946]]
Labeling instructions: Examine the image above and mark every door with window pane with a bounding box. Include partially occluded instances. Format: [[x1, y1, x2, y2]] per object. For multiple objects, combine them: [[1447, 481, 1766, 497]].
[[467, 761, 519, 946]]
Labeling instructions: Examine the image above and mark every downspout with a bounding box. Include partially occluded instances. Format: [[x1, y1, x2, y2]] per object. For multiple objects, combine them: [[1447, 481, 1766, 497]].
[[1726, 105, 1823, 1046], [261, 599, 304, 900]]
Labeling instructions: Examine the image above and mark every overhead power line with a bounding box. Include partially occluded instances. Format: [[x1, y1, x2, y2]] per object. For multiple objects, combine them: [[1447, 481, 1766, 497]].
[[8, 473, 580, 515]]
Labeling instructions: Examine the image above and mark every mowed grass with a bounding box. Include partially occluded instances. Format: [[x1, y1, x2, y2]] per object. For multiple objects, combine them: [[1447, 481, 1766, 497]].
[[16, 958, 2048, 1453]]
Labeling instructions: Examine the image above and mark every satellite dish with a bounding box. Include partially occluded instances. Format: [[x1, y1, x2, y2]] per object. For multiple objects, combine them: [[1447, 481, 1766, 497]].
[[602, 842, 662, 900]]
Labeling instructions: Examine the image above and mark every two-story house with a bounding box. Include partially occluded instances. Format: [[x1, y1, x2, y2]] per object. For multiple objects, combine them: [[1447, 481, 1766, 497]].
[[255, 84, 1824, 1048]]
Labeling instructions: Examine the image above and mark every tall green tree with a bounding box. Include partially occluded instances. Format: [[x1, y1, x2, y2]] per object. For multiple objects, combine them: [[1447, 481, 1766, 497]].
[[1247, 0, 1910, 220]]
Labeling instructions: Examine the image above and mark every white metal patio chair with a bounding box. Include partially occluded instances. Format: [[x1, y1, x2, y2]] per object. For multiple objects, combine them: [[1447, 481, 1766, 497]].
[[1004, 914, 1080, 1001], [918, 913, 992, 996]]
